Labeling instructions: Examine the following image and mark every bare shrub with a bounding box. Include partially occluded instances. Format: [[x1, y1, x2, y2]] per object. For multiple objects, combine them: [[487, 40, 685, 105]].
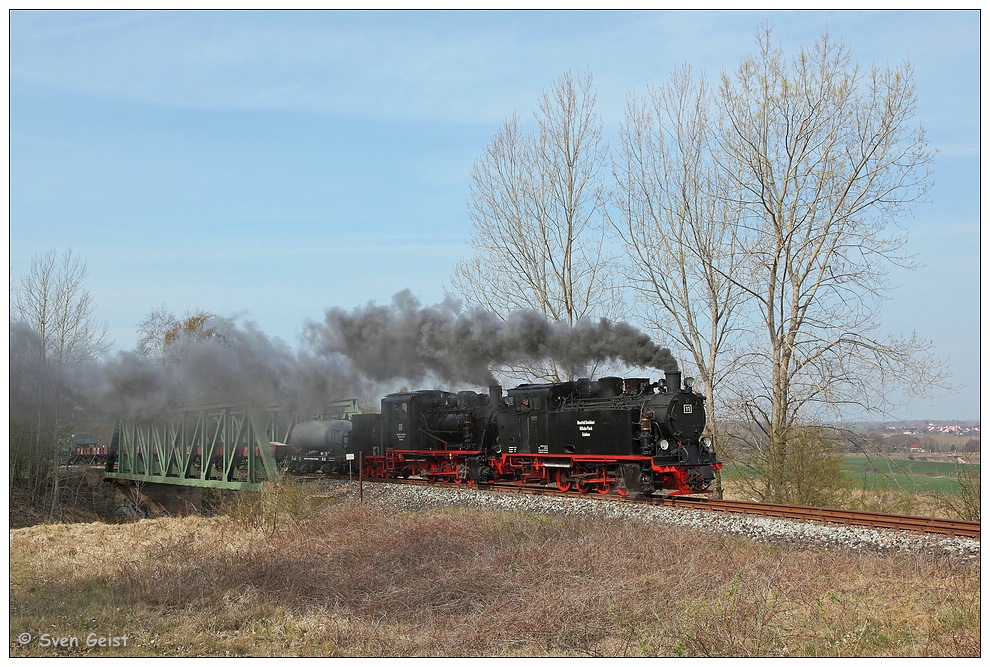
[[219, 476, 331, 531], [928, 458, 980, 522], [844, 487, 921, 517]]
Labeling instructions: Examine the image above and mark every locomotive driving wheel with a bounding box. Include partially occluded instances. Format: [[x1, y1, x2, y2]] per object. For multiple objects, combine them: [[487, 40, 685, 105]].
[[555, 469, 572, 492], [596, 482, 611, 495]]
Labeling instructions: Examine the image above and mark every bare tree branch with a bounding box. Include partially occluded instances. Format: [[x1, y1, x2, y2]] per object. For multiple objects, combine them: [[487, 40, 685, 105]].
[[447, 70, 624, 382], [713, 28, 940, 501]]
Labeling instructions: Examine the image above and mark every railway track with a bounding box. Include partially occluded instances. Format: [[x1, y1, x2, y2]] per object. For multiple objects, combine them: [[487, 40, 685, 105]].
[[659, 496, 981, 540], [315, 474, 981, 541]]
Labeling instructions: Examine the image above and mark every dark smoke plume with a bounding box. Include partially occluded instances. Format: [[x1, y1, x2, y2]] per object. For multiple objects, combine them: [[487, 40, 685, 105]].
[[10, 292, 676, 428], [304, 290, 678, 385], [11, 317, 367, 423], [87, 316, 367, 419]]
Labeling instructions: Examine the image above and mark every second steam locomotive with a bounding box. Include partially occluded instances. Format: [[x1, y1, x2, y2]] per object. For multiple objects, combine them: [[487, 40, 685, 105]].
[[287, 370, 719, 497]]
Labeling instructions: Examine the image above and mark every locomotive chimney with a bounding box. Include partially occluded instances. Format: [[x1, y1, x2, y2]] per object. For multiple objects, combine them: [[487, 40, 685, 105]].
[[489, 384, 503, 405], [665, 370, 681, 393]]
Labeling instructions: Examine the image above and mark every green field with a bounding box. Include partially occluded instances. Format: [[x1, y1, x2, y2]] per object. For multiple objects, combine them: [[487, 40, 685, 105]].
[[720, 456, 978, 496], [841, 455, 976, 495]]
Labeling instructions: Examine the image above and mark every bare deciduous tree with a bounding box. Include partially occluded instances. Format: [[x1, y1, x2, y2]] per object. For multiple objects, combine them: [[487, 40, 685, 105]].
[[136, 305, 218, 361], [12, 248, 110, 368], [135, 306, 222, 409], [135, 303, 179, 361], [612, 65, 749, 497], [10, 248, 110, 509], [611, 29, 943, 503], [714, 29, 941, 501], [448, 70, 624, 382]]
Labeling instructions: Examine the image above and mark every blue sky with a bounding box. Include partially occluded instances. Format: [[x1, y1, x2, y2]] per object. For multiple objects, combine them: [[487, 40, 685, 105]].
[[8, 9, 982, 421]]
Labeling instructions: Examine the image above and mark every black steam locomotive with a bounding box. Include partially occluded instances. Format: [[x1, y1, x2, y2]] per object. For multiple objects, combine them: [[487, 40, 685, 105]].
[[286, 370, 719, 497]]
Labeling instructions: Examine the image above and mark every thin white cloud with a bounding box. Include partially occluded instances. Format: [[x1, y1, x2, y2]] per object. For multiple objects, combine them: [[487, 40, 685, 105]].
[[11, 10, 552, 123], [11, 10, 980, 129]]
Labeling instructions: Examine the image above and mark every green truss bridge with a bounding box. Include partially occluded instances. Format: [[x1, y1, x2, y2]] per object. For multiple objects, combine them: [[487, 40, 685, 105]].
[[104, 400, 360, 491]]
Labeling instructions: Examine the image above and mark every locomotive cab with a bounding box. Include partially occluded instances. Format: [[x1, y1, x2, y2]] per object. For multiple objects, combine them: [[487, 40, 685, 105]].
[[381, 390, 458, 450]]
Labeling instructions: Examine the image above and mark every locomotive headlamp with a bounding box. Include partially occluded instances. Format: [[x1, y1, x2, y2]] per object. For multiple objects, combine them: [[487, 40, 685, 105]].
[[684, 377, 695, 389], [701, 436, 712, 452], [658, 439, 670, 451]]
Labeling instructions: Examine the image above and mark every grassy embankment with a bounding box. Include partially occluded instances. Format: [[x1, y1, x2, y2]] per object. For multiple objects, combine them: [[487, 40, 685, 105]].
[[9, 481, 980, 657]]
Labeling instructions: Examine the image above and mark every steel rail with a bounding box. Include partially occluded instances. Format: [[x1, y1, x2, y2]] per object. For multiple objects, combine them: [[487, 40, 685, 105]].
[[314, 474, 981, 541], [659, 496, 981, 540]]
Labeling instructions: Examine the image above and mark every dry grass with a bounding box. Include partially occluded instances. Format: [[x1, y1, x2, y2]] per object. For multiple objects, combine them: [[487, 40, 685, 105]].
[[9, 484, 981, 657], [718, 477, 964, 520]]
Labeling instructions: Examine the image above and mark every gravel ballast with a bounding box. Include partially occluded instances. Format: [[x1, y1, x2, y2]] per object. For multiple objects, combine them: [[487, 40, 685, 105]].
[[323, 480, 980, 564]]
